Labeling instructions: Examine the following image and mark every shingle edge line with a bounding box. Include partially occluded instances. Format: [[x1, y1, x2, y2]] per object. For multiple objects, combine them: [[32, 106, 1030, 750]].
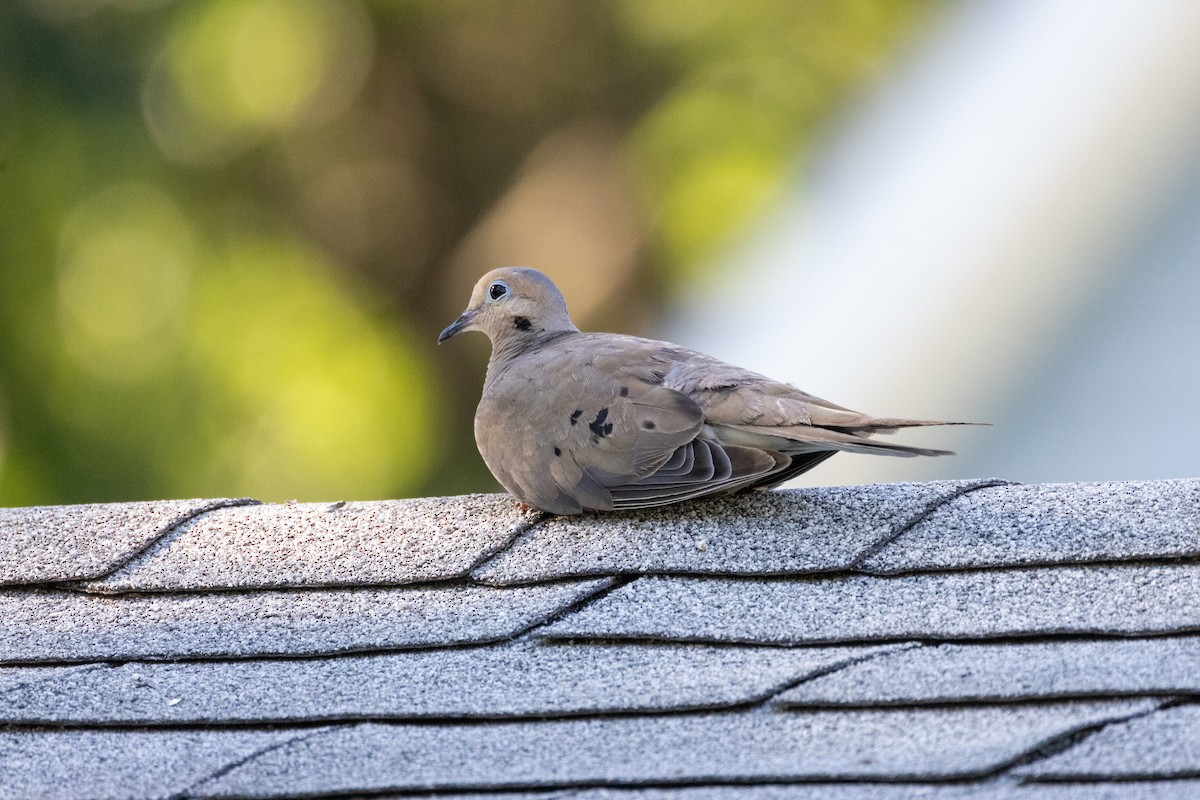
[[175, 724, 341, 800], [506, 576, 630, 641], [847, 478, 1016, 571], [996, 697, 1179, 780], [753, 641, 924, 707], [63, 497, 262, 589], [467, 510, 553, 582]]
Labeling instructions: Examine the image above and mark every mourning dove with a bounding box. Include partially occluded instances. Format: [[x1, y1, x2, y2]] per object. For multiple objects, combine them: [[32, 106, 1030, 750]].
[[440, 267, 965, 515]]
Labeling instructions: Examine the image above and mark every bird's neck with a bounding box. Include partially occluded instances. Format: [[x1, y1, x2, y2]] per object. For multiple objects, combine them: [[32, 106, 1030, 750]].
[[485, 328, 576, 388]]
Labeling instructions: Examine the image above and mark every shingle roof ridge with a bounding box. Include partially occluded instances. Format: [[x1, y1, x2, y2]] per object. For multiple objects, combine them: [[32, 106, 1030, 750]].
[[860, 477, 1200, 574], [472, 479, 1007, 587], [6, 477, 1199, 595], [0, 497, 259, 586], [69, 497, 262, 584], [69, 494, 542, 595]]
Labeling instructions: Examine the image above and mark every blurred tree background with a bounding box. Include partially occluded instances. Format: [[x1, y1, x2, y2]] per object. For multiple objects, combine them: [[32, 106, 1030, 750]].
[[0, 0, 932, 505]]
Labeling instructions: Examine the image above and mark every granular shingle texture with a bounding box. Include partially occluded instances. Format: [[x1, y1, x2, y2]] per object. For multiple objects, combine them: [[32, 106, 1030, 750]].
[[568, 784, 1200, 799], [77, 495, 540, 593], [2, 477, 1198, 799], [539, 564, 1200, 644], [1014, 703, 1200, 780], [194, 701, 1156, 795], [860, 479, 1200, 573], [2, 641, 903, 724], [0, 729, 301, 800], [0, 498, 254, 585], [777, 637, 1200, 706], [0, 580, 610, 662], [473, 480, 998, 585]]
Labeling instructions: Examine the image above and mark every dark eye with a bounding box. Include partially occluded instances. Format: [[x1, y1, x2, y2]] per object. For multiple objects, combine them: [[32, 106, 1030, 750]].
[[488, 281, 508, 301]]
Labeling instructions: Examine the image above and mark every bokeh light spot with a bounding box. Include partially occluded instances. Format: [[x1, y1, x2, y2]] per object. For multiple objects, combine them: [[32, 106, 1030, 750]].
[[660, 151, 780, 269], [190, 238, 434, 500], [632, 88, 786, 269], [224, 1, 327, 128], [144, 0, 373, 164], [56, 183, 193, 379]]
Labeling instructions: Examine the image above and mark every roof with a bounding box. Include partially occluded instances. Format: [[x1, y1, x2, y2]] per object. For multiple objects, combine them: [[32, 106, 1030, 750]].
[[2, 477, 1199, 798]]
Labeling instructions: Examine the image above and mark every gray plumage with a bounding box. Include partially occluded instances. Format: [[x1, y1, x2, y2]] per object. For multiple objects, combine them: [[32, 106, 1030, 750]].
[[440, 267, 964, 515]]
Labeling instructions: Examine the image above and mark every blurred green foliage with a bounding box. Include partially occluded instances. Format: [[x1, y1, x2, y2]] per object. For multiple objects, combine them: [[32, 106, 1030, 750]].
[[0, 0, 930, 504]]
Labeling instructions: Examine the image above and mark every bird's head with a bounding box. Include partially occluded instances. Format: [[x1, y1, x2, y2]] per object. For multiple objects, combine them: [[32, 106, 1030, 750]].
[[438, 267, 578, 346]]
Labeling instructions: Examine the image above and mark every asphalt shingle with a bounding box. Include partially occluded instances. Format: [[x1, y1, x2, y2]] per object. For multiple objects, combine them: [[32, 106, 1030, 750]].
[[569, 782, 1200, 799], [3, 477, 1198, 799], [0, 498, 254, 585], [0, 641, 903, 724], [1015, 703, 1200, 780], [0, 579, 610, 663], [75, 495, 540, 593], [0, 728, 301, 800], [777, 637, 1200, 706], [860, 479, 1200, 574], [194, 701, 1155, 795], [540, 565, 1200, 644], [0, 663, 91, 695], [472, 480, 995, 585]]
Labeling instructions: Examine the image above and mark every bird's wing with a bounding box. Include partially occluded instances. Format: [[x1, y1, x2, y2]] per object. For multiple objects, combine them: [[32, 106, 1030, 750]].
[[477, 333, 785, 513], [660, 349, 959, 457]]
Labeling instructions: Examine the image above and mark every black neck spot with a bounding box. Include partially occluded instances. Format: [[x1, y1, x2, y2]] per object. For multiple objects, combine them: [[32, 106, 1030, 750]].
[[513, 316, 532, 331]]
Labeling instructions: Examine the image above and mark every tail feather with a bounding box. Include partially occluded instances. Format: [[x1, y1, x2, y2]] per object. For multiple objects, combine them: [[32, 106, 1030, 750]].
[[717, 421, 959, 458], [846, 419, 982, 435]]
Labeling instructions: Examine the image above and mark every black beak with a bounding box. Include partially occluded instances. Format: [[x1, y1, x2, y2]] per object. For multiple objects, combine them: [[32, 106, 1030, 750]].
[[438, 310, 477, 344]]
